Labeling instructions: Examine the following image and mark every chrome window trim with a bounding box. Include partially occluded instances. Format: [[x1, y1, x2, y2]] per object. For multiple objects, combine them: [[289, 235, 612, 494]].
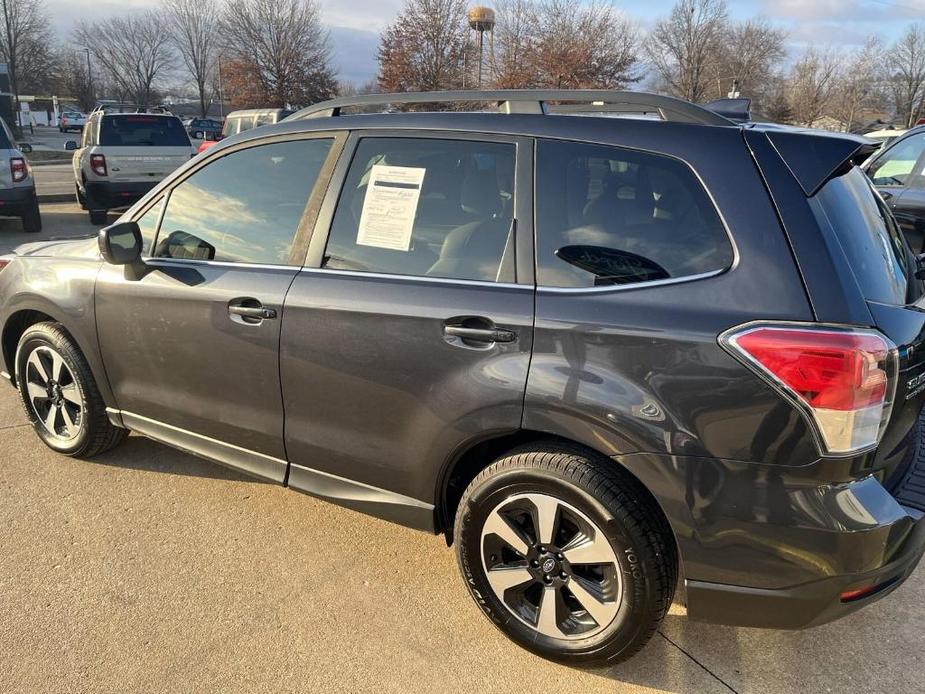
[[298, 266, 528, 290], [536, 267, 727, 294], [142, 257, 298, 272]]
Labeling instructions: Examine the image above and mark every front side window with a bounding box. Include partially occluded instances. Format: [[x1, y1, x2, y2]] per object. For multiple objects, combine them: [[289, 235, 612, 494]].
[[868, 133, 925, 187], [535, 139, 733, 288], [153, 138, 332, 265], [323, 137, 516, 282], [136, 198, 163, 255]]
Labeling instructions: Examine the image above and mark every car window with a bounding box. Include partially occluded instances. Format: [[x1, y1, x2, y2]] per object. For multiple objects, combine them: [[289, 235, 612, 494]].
[[868, 133, 925, 187], [813, 167, 913, 305], [153, 138, 332, 265], [323, 137, 516, 282], [136, 198, 163, 255], [535, 139, 733, 288], [100, 115, 190, 147], [0, 119, 12, 149]]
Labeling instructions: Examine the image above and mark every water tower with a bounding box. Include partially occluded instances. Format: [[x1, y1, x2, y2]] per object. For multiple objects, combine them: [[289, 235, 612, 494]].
[[468, 6, 495, 88]]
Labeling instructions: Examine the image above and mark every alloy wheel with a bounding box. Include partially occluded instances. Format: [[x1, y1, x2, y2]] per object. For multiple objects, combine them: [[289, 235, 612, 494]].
[[24, 346, 84, 441], [480, 492, 623, 640]]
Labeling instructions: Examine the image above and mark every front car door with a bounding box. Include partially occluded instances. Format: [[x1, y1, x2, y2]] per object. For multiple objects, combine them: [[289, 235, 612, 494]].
[[279, 132, 535, 528], [95, 132, 343, 481]]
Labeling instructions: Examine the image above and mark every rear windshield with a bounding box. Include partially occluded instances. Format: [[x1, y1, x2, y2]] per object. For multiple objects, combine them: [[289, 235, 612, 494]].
[[99, 115, 190, 147], [812, 167, 915, 305]]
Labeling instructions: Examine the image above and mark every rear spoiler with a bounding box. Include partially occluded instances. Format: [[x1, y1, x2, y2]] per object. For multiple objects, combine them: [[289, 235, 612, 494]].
[[761, 129, 880, 196]]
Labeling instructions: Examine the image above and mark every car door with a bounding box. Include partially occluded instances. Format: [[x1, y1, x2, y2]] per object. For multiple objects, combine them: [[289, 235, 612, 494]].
[[279, 132, 535, 524], [95, 132, 344, 482], [867, 131, 925, 251]]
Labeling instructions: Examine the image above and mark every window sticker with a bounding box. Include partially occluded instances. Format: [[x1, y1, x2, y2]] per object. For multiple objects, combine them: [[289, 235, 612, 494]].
[[356, 165, 426, 251]]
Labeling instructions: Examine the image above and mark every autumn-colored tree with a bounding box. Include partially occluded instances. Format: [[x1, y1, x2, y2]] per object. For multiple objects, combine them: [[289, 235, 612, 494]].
[[377, 0, 470, 92], [220, 57, 265, 109]]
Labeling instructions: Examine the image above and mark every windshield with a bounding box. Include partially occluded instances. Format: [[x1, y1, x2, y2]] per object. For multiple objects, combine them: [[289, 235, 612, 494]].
[[812, 167, 917, 305], [99, 115, 190, 147]]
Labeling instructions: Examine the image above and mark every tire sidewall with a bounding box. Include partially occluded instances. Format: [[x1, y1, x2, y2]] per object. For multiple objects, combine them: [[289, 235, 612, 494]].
[[456, 466, 658, 663], [15, 330, 92, 455]]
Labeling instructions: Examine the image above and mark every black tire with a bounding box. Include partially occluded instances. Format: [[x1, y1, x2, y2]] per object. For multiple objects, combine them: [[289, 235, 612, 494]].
[[21, 195, 42, 233], [89, 208, 108, 225], [454, 443, 677, 666], [76, 183, 87, 210], [15, 322, 127, 458]]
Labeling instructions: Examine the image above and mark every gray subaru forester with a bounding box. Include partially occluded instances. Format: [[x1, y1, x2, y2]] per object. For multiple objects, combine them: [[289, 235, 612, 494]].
[[1, 90, 924, 666]]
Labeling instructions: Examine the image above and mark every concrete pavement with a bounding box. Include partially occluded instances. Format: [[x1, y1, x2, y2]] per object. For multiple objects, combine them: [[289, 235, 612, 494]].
[[0, 204, 923, 693]]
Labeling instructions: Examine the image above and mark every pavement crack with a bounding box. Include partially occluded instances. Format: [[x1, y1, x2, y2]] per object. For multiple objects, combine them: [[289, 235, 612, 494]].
[[658, 630, 739, 694], [0, 423, 30, 431]]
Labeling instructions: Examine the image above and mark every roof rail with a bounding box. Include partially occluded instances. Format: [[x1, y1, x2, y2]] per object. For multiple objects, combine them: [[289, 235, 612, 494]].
[[287, 90, 733, 126]]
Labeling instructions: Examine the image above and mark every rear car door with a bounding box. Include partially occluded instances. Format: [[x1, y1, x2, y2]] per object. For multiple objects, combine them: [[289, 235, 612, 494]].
[[95, 132, 343, 481], [280, 132, 535, 524]]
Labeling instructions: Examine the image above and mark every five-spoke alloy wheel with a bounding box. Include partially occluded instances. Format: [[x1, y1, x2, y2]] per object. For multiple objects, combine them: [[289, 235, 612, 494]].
[[23, 345, 85, 442], [455, 445, 677, 666]]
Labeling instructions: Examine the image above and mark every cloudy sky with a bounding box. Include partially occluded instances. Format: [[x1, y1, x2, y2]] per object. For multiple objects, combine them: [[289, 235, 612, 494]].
[[43, 0, 925, 86]]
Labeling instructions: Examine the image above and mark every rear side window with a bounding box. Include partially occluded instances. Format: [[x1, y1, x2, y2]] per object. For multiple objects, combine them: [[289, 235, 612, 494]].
[[323, 137, 516, 282], [100, 116, 190, 147], [535, 139, 733, 288], [813, 167, 912, 305]]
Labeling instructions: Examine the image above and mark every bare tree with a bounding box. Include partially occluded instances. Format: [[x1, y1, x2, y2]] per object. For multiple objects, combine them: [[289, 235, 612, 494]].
[[75, 12, 175, 108], [489, 0, 533, 88], [53, 49, 95, 112], [220, 0, 336, 107], [831, 36, 884, 132], [710, 17, 786, 110], [787, 47, 841, 127], [165, 0, 218, 117], [886, 23, 925, 128], [526, 0, 639, 89], [377, 0, 470, 92], [0, 0, 53, 127], [647, 0, 728, 102]]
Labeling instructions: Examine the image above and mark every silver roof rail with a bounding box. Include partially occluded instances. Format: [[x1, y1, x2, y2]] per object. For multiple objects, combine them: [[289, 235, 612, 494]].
[[286, 90, 733, 126]]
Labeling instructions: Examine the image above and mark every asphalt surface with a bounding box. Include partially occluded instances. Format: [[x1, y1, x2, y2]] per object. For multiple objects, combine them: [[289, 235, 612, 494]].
[[1, 203, 924, 693]]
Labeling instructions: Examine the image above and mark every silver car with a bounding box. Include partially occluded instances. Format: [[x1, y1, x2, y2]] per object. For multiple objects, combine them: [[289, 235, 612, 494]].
[[0, 118, 41, 233]]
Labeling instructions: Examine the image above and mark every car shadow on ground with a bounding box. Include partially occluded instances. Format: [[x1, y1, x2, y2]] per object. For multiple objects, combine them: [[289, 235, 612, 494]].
[[89, 433, 268, 483]]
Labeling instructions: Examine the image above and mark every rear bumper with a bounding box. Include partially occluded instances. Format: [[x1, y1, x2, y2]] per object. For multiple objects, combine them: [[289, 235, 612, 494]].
[[685, 504, 925, 628], [0, 186, 35, 215], [84, 180, 156, 210]]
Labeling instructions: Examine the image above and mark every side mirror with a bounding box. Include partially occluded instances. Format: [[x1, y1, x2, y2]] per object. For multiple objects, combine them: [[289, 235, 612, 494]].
[[64, 140, 78, 151], [18, 143, 32, 154], [98, 221, 142, 265]]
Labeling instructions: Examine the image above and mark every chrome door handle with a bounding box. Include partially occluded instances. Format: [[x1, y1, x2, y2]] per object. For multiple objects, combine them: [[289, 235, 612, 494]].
[[229, 305, 277, 320], [443, 326, 516, 343]]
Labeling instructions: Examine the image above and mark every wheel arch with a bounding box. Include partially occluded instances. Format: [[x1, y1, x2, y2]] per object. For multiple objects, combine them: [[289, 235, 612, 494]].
[[2, 308, 58, 382], [436, 430, 681, 567]]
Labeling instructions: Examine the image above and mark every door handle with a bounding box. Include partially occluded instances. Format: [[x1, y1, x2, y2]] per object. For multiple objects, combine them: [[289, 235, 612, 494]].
[[228, 299, 277, 325], [444, 326, 516, 343], [229, 305, 277, 320]]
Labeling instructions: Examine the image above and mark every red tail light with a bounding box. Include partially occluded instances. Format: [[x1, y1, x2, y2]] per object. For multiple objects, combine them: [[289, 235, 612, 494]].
[[721, 324, 897, 455], [10, 157, 27, 183], [90, 154, 107, 176]]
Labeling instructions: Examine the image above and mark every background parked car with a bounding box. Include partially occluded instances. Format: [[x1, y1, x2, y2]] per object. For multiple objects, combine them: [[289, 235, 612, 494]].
[[59, 112, 87, 133], [68, 111, 196, 224], [0, 118, 41, 233], [186, 118, 223, 139], [198, 108, 293, 153], [864, 125, 925, 252]]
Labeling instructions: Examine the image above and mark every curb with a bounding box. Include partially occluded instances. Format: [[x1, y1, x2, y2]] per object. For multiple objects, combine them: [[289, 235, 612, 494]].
[[37, 193, 74, 204]]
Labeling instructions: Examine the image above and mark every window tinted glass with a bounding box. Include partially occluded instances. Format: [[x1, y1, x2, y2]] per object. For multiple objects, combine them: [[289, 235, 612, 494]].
[[100, 115, 190, 147], [153, 138, 332, 265], [868, 133, 925, 187], [535, 139, 733, 288], [136, 198, 163, 255], [0, 119, 12, 149], [814, 167, 912, 305], [323, 137, 516, 282]]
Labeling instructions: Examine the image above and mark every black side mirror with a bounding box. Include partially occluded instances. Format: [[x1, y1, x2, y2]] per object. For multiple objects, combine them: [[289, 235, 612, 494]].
[[18, 143, 32, 154], [64, 140, 78, 151], [99, 221, 142, 265]]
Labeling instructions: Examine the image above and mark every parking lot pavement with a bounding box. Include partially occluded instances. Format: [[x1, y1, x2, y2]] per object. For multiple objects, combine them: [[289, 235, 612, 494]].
[[31, 164, 74, 200], [0, 222, 922, 693], [0, 201, 101, 255]]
